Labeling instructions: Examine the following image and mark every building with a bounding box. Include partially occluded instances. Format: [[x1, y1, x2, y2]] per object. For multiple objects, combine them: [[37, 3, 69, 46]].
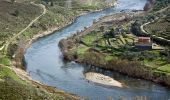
[[135, 37, 152, 50]]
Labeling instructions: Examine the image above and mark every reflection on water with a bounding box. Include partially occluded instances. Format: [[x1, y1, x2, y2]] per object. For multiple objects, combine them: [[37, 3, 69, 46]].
[[25, 0, 170, 99]]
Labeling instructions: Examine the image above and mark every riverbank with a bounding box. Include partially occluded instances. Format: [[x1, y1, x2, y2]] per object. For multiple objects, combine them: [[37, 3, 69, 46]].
[[17, 4, 119, 100], [0, 0, 118, 99], [0, 64, 80, 100], [59, 10, 170, 87], [25, 3, 118, 50]]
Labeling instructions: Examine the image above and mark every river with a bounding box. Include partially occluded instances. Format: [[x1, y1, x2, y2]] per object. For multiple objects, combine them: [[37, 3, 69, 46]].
[[25, 0, 170, 100]]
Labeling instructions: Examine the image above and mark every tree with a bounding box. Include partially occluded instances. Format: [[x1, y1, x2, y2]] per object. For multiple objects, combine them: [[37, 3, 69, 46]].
[[131, 20, 142, 36], [109, 28, 115, 38]]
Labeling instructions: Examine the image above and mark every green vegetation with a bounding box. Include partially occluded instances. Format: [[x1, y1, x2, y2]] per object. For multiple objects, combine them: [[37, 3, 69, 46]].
[[0, 1, 41, 42], [0, 65, 78, 100], [0, 57, 10, 66], [0, 0, 116, 99], [105, 55, 114, 61], [77, 45, 89, 55], [144, 7, 170, 40], [81, 31, 99, 46], [157, 64, 170, 73], [0, 0, 116, 67], [0, 0, 115, 56], [0, 66, 25, 84], [153, 0, 169, 11], [70, 22, 170, 76], [131, 3, 170, 46]]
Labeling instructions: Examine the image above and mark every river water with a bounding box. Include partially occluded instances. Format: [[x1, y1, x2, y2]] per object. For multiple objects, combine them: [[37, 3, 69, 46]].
[[25, 0, 170, 99]]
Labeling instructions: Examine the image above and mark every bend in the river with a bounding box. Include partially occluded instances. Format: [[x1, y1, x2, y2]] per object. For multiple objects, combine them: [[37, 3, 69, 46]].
[[25, 0, 170, 100]]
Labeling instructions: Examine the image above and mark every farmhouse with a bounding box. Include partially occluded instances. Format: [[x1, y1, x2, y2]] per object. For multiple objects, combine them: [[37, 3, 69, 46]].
[[135, 37, 152, 50]]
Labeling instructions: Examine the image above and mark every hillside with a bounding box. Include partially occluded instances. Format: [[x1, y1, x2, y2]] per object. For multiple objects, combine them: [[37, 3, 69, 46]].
[[0, 0, 41, 43], [59, 0, 170, 86], [0, 0, 116, 99]]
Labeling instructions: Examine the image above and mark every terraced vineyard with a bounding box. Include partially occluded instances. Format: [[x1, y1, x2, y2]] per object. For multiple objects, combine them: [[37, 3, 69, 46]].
[[73, 27, 170, 75], [144, 18, 170, 40], [144, 7, 170, 40]]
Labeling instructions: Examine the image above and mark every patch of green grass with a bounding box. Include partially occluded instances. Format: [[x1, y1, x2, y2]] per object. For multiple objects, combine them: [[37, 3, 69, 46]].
[[0, 57, 11, 66], [0, 77, 72, 100], [157, 64, 170, 73], [119, 35, 126, 44], [81, 32, 98, 46], [152, 70, 168, 76], [0, 66, 25, 84], [105, 55, 114, 61], [77, 45, 89, 55], [144, 57, 164, 67], [125, 38, 133, 43], [98, 39, 106, 47]]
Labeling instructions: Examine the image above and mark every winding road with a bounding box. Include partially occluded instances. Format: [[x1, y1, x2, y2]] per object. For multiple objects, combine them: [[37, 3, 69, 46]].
[[140, 6, 170, 42]]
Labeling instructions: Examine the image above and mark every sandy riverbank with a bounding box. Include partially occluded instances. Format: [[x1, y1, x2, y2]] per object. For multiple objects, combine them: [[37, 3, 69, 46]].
[[85, 72, 123, 87]]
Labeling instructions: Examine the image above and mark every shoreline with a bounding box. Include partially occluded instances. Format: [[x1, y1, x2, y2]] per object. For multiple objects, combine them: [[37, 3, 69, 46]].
[[59, 12, 170, 87], [12, 3, 118, 98], [25, 4, 117, 49]]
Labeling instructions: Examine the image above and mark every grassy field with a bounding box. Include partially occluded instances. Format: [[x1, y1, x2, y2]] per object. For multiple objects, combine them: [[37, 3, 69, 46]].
[[71, 25, 170, 75]]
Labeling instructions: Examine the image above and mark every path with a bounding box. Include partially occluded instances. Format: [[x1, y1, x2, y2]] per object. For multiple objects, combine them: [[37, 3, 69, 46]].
[[141, 6, 170, 34], [140, 6, 170, 42], [2, 2, 46, 54]]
